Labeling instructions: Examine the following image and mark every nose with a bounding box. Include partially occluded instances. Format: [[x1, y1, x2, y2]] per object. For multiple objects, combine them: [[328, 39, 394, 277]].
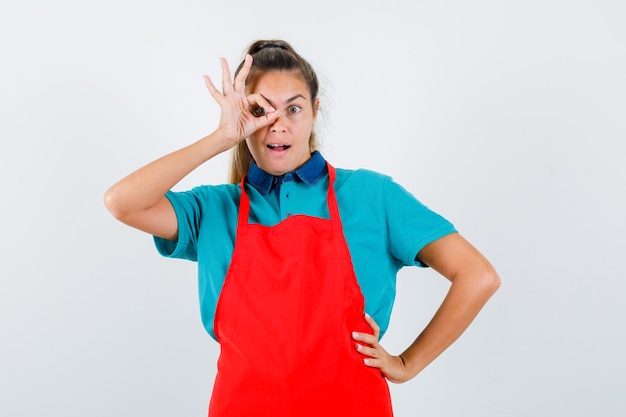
[[270, 115, 287, 133]]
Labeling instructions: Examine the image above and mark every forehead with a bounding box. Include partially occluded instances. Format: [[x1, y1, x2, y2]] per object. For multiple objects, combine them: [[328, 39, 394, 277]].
[[247, 71, 309, 99]]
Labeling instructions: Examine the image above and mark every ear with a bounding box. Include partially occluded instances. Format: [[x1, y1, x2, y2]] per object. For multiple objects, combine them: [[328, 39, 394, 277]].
[[313, 98, 320, 120]]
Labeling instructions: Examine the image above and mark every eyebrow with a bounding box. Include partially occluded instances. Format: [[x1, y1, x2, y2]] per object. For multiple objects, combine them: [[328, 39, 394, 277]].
[[260, 94, 307, 108]]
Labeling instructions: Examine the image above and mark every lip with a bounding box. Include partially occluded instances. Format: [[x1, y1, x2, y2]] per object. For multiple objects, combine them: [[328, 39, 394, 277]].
[[266, 143, 291, 156]]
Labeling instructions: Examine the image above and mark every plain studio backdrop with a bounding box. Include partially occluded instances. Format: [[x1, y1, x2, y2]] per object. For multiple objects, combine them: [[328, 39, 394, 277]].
[[1, 0, 624, 416]]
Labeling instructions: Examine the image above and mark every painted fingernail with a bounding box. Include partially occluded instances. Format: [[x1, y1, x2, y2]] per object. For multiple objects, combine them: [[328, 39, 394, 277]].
[[364, 312, 371, 319], [364, 359, 370, 365], [352, 332, 359, 339]]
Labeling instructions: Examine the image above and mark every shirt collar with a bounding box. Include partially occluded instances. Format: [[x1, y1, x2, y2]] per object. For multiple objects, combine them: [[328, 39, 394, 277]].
[[247, 151, 327, 195]]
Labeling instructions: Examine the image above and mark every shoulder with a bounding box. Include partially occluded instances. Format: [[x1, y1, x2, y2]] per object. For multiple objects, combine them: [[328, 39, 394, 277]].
[[332, 166, 437, 214], [166, 183, 241, 212], [175, 183, 239, 198], [334, 167, 391, 192], [334, 167, 417, 204], [335, 167, 390, 181]]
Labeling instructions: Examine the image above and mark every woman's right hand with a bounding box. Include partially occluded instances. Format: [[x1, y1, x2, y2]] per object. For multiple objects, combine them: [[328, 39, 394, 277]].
[[105, 55, 278, 241], [203, 54, 281, 148]]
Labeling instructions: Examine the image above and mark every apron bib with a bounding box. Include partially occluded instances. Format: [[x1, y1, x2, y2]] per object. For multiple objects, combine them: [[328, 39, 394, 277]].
[[209, 164, 393, 416]]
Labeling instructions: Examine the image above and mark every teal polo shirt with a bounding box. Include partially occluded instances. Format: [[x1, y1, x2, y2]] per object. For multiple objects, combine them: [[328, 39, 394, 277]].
[[154, 152, 457, 341]]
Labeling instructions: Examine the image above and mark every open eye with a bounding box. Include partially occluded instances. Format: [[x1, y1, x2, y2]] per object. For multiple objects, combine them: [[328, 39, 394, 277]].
[[287, 105, 301, 114], [252, 107, 267, 117]]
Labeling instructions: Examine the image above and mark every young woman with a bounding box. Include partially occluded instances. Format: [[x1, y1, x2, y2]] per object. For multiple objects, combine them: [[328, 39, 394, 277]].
[[104, 40, 500, 416]]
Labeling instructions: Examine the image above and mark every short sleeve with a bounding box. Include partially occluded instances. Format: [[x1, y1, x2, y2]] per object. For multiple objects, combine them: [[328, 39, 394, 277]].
[[383, 177, 457, 267], [153, 189, 206, 262]]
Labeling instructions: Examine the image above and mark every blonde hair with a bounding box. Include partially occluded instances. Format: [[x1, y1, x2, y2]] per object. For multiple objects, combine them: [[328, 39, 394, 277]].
[[228, 40, 320, 184]]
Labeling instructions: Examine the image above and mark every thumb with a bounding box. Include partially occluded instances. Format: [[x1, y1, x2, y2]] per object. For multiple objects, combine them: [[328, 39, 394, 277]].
[[253, 110, 283, 130]]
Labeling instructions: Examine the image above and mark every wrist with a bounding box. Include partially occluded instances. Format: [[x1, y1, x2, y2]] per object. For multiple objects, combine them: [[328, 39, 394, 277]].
[[211, 128, 244, 152], [199, 129, 239, 155], [398, 349, 427, 380]]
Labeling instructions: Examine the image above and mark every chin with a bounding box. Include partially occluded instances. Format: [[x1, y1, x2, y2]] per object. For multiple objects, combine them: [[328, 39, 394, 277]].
[[266, 166, 291, 176], [258, 160, 294, 176], [256, 153, 310, 176]]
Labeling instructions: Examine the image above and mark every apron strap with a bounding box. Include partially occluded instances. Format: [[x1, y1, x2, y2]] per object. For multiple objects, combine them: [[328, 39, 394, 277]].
[[238, 162, 341, 227], [325, 164, 342, 224], [237, 176, 251, 229]]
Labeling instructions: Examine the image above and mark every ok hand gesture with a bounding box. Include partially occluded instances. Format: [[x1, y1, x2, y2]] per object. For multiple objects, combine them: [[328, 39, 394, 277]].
[[203, 54, 281, 148]]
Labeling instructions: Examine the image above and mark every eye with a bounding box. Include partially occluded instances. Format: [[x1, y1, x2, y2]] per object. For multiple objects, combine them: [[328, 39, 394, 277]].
[[252, 107, 267, 117], [287, 105, 301, 114]]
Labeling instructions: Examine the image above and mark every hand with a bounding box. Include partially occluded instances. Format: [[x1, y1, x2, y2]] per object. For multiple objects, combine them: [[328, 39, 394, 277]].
[[203, 54, 281, 146], [352, 313, 412, 384]]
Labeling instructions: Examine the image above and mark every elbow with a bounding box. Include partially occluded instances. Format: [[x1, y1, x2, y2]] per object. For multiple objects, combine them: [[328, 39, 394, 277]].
[[481, 267, 501, 298], [103, 186, 129, 221]]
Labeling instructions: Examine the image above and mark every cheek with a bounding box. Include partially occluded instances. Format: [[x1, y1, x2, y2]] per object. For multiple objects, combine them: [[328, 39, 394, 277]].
[[290, 113, 314, 129], [244, 137, 260, 156], [290, 112, 309, 122], [247, 128, 267, 143]]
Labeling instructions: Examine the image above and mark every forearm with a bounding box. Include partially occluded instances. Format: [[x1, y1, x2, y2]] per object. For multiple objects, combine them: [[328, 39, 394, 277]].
[[104, 130, 231, 218], [399, 269, 500, 379]]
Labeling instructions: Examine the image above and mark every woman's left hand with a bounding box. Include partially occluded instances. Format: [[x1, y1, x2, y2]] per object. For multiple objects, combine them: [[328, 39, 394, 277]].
[[352, 313, 412, 384]]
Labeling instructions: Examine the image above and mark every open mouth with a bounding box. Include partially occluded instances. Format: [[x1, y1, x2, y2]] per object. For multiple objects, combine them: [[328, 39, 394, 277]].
[[267, 144, 291, 151]]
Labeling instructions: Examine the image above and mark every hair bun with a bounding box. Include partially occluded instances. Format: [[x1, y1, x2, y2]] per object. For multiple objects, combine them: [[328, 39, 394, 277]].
[[251, 43, 289, 54]]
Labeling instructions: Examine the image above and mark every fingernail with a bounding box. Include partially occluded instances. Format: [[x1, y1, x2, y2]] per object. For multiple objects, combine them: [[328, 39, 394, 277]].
[[364, 359, 370, 365], [364, 312, 371, 319], [352, 332, 358, 339]]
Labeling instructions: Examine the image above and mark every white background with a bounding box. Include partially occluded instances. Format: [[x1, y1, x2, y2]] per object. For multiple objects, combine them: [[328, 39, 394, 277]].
[[1, 0, 625, 416]]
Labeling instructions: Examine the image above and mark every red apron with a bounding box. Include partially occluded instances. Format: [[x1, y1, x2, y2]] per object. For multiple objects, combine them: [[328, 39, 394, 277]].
[[210, 164, 393, 416]]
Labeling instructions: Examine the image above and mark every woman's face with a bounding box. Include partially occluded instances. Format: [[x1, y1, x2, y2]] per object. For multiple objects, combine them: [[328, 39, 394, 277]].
[[246, 71, 318, 176]]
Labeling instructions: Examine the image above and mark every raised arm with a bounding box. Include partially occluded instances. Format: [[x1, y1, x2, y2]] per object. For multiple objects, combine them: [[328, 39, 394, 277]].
[[353, 232, 500, 383], [103, 55, 281, 241]]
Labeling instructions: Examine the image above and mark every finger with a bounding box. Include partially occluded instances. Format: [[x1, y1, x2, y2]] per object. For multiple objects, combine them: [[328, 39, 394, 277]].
[[363, 357, 383, 368], [352, 331, 378, 347], [251, 110, 283, 132], [203, 75, 224, 104], [355, 343, 380, 359], [234, 54, 253, 93], [246, 93, 276, 114], [220, 57, 233, 94], [364, 313, 381, 339]]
